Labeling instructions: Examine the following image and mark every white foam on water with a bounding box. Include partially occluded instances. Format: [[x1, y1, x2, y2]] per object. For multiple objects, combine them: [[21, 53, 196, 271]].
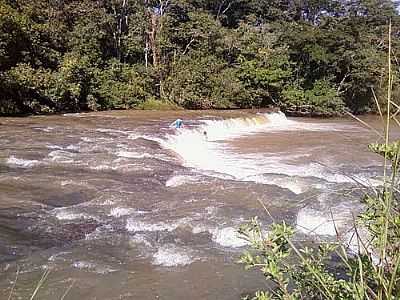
[[152, 245, 196, 267], [63, 113, 84, 117], [109, 207, 136, 217], [341, 228, 381, 264], [192, 225, 249, 248], [47, 144, 64, 150], [101, 199, 116, 206], [60, 180, 74, 186], [130, 233, 153, 248], [7, 156, 40, 168], [128, 134, 163, 144], [296, 207, 351, 236], [244, 174, 307, 194], [165, 175, 201, 187], [161, 112, 363, 185], [127, 133, 141, 140], [97, 128, 131, 134], [205, 206, 218, 215], [48, 251, 71, 262], [116, 150, 170, 162], [52, 208, 95, 221], [72, 261, 117, 274], [81, 137, 93, 142], [66, 144, 80, 151], [34, 126, 55, 132], [211, 227, 249, 248], [47, 150, 77, 163], [90, 164, 119, 171], [126, 218, 190, 233], [117, 151, 153, 159], [53, 211, 89, 220], [343, 228, 366, 254], [81, 136, 110, 142]]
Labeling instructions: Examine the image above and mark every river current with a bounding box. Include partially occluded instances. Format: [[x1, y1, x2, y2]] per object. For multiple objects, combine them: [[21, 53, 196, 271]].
[[0, 110, 390, 299]]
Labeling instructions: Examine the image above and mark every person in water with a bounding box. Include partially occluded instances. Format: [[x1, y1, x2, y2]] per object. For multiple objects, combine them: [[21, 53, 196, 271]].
[[203, 130, 208, 141], [170, 118, 184, 128]]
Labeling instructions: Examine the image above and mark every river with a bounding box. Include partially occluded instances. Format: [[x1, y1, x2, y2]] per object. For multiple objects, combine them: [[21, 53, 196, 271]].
[[0, 110, 391, 299]]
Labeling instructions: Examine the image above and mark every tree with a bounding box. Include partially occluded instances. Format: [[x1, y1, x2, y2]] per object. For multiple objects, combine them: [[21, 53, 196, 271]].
[[0, 0, 399, 115]]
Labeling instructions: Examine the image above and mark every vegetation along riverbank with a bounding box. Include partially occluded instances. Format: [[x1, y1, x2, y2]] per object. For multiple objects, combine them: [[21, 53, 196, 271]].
[[1, 1, 399, 117]]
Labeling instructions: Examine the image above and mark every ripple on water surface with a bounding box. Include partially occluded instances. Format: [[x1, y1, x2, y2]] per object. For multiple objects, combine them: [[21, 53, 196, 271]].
[[0, 111, 386, 300]]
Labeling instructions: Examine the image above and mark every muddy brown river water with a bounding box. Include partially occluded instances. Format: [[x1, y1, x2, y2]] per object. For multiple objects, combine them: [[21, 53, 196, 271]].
[[0, 110, 394, 299]]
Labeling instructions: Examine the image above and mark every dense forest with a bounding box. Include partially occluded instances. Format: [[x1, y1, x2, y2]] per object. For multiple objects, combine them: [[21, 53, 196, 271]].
[[0, 0, 399, 116]]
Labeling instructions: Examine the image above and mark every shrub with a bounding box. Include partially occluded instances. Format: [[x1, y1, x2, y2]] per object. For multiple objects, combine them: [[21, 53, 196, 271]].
[[137, 98, 181, 110], [281, 80, 345, 116]]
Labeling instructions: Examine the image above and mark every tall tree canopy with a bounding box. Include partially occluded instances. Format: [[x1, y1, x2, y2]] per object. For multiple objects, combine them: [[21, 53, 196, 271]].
[[0, 0, 399, 115]]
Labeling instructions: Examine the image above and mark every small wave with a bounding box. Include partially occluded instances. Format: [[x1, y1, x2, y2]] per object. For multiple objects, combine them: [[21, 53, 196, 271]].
[[7, 156, 40, 168], [211, 227, 249, 248], [84, 224, 115, 240], [97, 128, 130, 134], [60, 180, 74, 186], [46, 144, 80, 152], [48, 251, 71, 262], [46, 144, 64, 150], [117, 151, 153, 159], [245, 174, 307, 194], [66, 144, 80, 151], [165, 175, 201, 187], [116, 150, 170, 162], [296, 207, 350, 236], [128, 134, 163, 144], [152, 245, 196, 267], [63, 113, 84, 117], [90, 164, 119, 171], [81, 137, 94, 142], [109, 207, 136, 217], [127, 133, 141, 140], [34, 126, 55, 132], [72, 261, 117, 274], [192, 225, 249, 248], [47, 150, 77, 163], [130, 233, 153, 248], [81, 136, 110, 142], [341, 227, 380, 264], [52, 209, 93, 221], [126, 219, 189, 233]]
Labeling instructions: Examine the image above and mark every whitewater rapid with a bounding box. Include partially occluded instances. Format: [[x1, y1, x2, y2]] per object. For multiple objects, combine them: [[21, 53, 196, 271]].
[[1, 110, 387, 300], [159, 112, 370, 193]]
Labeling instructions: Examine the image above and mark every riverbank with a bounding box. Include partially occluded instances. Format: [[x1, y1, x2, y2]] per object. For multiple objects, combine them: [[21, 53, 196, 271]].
[[0, 102, 352, 119]]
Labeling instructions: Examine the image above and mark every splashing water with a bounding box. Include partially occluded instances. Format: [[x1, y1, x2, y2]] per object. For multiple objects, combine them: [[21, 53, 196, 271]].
[[161, 112, 362, 187]]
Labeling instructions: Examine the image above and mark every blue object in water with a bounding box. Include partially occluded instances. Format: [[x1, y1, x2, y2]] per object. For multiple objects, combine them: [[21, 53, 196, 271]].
[[171, 119, 183, 128]]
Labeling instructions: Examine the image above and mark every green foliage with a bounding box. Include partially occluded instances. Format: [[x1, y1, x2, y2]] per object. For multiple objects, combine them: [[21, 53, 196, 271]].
[[137, 98, 180, 110], [0, 0, 399, 115], [239, 49, 293, 107], [164, 53, 250, 108], [239, 208, 400, 299], [281, 80, 345, 116], [95, 60, 152, 109], [368, 141, 400, 164]]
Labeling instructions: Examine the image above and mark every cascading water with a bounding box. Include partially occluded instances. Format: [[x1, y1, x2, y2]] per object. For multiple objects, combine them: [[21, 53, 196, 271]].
[[0, 110, 385, 300], [161, 112, 369, 190]]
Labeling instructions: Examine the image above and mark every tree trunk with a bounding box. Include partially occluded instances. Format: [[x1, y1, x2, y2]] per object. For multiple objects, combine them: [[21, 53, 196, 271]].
[[150, 14, 160, 67], [112, 0, 128, 62]]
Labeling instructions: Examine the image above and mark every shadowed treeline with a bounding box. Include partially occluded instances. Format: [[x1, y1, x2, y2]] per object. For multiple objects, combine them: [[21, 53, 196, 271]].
[[0, 0, 399, 116]]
